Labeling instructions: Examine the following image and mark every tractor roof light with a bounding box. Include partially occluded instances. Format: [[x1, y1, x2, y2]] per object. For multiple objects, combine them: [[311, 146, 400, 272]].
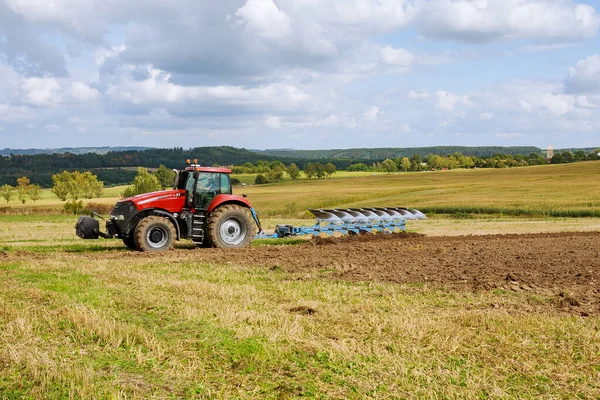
[[186, 159, 191, 165]]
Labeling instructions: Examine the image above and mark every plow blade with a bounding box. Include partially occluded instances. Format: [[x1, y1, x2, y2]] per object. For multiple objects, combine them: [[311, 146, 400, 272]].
[[256, 207, 426, 239]]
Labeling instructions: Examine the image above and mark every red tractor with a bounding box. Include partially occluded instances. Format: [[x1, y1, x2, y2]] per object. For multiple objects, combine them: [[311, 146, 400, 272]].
[[76, 161, 261, 251]]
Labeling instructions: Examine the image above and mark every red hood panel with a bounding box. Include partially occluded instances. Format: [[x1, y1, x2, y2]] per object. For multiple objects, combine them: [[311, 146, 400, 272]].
[[126, 189, 187, 213]]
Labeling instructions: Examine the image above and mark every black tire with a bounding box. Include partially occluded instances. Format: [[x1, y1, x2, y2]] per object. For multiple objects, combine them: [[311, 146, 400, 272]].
[[207, 205, 256, 248], [122, 235, 137, 250], [134, 216, 176, 252]]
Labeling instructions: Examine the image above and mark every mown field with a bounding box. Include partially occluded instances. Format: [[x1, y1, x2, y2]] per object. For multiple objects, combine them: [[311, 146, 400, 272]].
[[1, 162, 600, 399]]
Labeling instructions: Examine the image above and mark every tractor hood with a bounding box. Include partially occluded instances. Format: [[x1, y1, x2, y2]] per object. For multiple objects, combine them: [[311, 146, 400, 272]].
[[124, 189, 187, 213]]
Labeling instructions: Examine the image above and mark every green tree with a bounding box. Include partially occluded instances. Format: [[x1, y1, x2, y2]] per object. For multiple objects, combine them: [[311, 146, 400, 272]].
[[16, 176, 30, 204], [314, 162, 325, 179], [265, 164, 285, 182], [0, 184, 14, 204], [121, 167, 162, 198], [304, 163, 316, 179], [400, 157, 411, 171], [81, 171, 104, 199], [347, 163, 369, 172], [254, 174, 268, 184], [410, 154, 423, 171], [52, 171, 103, 201], [51, 171, 71, 201], [154, 164, 176, 189], [324, 162, 336, 178], [382, 158, 397, 174], [29, 184, 42, 203], [286, 163, 301, 180]]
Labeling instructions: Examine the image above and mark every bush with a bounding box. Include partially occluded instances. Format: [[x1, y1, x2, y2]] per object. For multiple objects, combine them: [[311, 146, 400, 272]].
[[231, 177, 241, 186], [83, 202, 114, 215], [63, 200, 84, 215], [255, 174, 268, 184]]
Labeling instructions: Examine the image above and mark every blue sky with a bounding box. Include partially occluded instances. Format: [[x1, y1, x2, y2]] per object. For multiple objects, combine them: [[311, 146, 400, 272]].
[[0, 0, 599, 150]]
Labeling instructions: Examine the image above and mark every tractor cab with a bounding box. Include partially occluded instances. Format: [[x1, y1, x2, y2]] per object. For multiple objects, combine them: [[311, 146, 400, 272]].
[[175, 163, 233, 210]]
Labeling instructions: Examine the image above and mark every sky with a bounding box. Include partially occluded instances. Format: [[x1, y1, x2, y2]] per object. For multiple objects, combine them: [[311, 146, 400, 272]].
[[0, 0, 599, 150]]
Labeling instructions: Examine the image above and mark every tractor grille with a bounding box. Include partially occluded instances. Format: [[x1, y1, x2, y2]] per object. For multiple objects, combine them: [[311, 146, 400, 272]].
[[109, 200, 138, 236]]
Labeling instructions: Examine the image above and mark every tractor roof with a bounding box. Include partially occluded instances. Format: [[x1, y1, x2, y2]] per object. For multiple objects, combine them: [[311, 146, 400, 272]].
[[184, 165, 231, 174]]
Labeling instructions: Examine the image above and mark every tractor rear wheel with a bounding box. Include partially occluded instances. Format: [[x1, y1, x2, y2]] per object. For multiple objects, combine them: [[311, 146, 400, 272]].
[[207, 205, 256, 248], [134, 216, 176, 252]]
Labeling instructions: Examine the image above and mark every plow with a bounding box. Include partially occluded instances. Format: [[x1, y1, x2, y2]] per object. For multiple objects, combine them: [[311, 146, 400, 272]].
[[256, 207, 426, 239], [76, 160, 426, 251]]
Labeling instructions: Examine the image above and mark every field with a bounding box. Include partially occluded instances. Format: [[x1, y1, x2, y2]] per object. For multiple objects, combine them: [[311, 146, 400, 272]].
[[1, 162, 600, 398]]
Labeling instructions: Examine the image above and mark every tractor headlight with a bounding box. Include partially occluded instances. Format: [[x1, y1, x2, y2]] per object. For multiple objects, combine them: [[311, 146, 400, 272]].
[[110, 214, 125, 221]]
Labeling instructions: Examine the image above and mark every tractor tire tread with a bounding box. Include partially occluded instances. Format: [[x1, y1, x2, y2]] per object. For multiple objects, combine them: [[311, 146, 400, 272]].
[[134, 215, 176, 252], [206, 204, 256, 249]]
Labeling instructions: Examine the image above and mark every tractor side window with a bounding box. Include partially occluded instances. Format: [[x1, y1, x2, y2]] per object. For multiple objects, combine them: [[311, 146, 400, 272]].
[[220, 174, 231, 194]]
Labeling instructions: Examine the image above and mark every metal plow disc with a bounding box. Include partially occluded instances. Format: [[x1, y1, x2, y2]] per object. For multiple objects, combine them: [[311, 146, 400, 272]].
[[256, 207, 426, 239]]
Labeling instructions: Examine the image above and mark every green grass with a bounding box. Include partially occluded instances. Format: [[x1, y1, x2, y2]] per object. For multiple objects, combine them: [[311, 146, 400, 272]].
[[1, 253, 599, 398]]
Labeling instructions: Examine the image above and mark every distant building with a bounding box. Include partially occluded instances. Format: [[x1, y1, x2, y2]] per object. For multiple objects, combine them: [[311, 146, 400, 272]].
[[542, 145, 554, 160]]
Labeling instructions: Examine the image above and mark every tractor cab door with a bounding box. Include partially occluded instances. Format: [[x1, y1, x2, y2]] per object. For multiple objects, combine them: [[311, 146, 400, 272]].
[[191, 172, 232, 211]]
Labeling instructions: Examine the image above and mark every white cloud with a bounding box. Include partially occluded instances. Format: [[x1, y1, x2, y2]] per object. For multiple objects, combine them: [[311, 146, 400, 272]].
[[105, 64, 311, 111], [436, 90, 471, 111], [71, 82, 101, 102], [364, 105, 381, 121], [21, 77, 61, 106], [235, 0, 292, 40], [44, 124, 59, 132], [479, 112, 494, 121], [264, 115, 282, 128], [407, 90, 430, 99], [564, 54, 600, 94], [380, 46, 416, 67], [575, 95, 600, 109], [419, 0, 599, 43]]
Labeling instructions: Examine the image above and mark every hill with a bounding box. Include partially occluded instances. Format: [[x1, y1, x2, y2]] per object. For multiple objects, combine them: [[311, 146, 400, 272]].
[[254, 146, 543, 159], [0, 147, 152, 156]]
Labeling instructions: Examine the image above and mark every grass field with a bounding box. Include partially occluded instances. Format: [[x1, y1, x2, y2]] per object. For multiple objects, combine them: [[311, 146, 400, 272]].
[[1, 162, 600, 398], [2, 162, 600, 219]]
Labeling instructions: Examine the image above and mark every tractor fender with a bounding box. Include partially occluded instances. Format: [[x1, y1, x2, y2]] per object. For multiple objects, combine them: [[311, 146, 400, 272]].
[[206, 195, 252, 214], [128, 209, 181, 241]]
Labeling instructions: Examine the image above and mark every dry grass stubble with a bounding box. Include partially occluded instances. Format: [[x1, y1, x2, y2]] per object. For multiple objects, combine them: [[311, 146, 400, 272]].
[[1, 251, 599, 398]]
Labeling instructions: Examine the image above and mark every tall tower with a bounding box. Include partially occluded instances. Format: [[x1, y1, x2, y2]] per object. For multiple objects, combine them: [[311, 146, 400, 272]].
[[546, 145, 554, 160]]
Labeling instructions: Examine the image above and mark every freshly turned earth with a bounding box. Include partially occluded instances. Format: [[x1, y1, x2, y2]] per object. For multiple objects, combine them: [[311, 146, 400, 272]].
[[10, 231, 599, 315], [198, 231, 600, 316]]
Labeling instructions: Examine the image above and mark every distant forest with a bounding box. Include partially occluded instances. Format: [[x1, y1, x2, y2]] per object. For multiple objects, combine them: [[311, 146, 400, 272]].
[[254, 146, 543, 159], [0, 145, 596, 188]]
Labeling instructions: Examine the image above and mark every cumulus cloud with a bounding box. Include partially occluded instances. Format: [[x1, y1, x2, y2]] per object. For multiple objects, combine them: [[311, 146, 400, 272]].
[[436, 91, 471, 111], [419, 0, 599, 43], [264, 115, 282, 128], [364, 106, 381, 121], [380, 46, 416, 67], [235, 0, 292, 40], [564, 54, 600, 94]]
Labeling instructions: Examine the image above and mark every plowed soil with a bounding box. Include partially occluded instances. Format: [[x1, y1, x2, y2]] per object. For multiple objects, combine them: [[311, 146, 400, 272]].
[[181, 231, 600, 316]]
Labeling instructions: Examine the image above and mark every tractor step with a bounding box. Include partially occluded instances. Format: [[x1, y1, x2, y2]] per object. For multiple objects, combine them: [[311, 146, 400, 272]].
[[191, 214, 205, 244]]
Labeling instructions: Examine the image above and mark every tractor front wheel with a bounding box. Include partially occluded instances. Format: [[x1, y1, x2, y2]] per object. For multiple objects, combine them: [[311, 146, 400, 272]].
[[134, 216, 176, 252], [122, 235, 137, 250], [207, 205, 256, 248]]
